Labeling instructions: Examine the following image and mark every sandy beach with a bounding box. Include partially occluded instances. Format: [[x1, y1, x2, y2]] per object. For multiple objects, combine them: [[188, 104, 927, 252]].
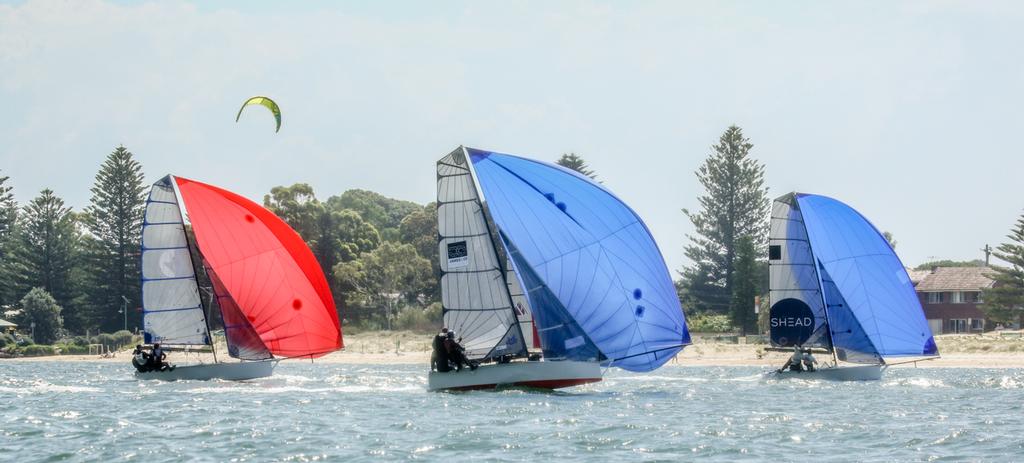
[[7, 331, 1024, 369]]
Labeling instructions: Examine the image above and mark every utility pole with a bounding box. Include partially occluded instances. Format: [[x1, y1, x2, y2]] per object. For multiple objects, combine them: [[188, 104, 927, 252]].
[[982, 244, 992, 266]]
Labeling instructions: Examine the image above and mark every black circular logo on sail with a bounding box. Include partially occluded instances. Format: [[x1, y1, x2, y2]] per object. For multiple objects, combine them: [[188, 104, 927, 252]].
[[769, 298, 815, 347]]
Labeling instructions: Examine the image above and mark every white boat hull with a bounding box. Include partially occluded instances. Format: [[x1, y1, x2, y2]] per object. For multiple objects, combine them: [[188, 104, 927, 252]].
[[773, 364, 884, 381], [428, 360, 602, 391], [134, 359, 277, 381]]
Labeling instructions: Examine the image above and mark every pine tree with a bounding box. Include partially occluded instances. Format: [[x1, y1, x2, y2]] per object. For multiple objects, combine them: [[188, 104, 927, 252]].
[[81, 146, 147, 332], [8, 189, 82, 331], [680, 125, 770, 315], [730, 236, 760, 335], [556, 153, 597, 179], [0, 171, 17, 306], [981, 211, 1024, 325]]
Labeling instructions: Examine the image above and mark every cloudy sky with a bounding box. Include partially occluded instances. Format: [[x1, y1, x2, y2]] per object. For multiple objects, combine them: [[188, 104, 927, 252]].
[[1, 0, 1022, 273]]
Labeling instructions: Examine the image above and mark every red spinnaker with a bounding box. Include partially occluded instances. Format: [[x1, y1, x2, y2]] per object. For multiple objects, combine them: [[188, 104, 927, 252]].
[[176, 177, 343, 358]]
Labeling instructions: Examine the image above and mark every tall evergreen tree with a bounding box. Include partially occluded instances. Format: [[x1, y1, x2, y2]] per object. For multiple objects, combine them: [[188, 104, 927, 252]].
[[556, 153, 597, 179], [0, 171, 17, 306], [981, 211, 1024, 325], [680, 125, 770, 315], [81, 146, 147, 332], [730, 237, 760, 335], [8, 189, 83, 331]]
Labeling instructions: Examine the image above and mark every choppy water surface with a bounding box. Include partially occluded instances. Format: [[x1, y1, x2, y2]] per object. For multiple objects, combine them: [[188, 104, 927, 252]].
[[1, 362, 1023, 462]]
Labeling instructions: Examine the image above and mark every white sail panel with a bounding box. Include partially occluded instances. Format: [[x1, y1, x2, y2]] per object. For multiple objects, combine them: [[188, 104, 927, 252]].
[[140, 176, 209, 345], [437, 148, 526, 361], [505, 254, 536, 349], [768, 196, 830, 348]]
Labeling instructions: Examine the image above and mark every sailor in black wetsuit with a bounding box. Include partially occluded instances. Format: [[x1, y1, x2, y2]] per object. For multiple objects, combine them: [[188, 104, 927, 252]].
[[432, 328, 451, 372]]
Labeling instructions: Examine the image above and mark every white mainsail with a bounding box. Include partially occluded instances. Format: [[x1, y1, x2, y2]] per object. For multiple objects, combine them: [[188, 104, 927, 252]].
[[768, 195, 830, 348], [436, 148, 527, 361], [140, 176, 210, 345]]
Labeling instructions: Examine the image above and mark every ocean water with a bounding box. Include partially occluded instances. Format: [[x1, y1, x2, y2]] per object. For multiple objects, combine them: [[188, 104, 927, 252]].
[[1, 362, 1022, 462]]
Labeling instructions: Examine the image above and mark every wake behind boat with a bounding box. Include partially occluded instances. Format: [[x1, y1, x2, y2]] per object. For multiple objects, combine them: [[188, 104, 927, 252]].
[[429, 147, 690, 391], [767, 192, 938, 381], [134, 175, 343, 381]]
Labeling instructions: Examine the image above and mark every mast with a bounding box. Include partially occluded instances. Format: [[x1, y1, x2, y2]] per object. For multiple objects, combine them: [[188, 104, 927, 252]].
[[460, 146, 529, 357]]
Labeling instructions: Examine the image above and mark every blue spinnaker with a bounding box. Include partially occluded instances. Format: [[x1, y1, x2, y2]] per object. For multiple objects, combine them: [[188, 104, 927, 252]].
[[468, 148, 690, 372], [795, 194, 938, 360]]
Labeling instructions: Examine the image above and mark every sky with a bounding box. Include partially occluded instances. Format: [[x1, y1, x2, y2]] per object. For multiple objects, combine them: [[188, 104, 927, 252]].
[[1, 0, 1022, 274]]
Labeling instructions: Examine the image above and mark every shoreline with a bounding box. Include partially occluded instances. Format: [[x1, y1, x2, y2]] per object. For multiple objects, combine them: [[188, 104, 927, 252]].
[[6, 332, 1024, 369]]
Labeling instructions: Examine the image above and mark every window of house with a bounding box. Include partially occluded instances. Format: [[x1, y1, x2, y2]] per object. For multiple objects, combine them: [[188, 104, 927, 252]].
[[927, 292, 944, 304], [970, 292, 983, 303], [970, 318, 985, 331], [951, 292, 965, 304], [949, 319, 967, 333]]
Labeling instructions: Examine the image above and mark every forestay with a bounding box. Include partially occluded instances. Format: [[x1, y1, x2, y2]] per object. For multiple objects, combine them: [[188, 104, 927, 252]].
[[795, 193, 938, 362], [141, 176, 210, 345], [468, 148, 690, 372], [436, 149, 528, 362]]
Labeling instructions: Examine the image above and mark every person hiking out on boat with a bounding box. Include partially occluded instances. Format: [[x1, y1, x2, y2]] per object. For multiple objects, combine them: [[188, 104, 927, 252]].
[[131, 345, 150, 372], [444, 331, 477, 372], [801, 348, 818, 372], [778, 345, 805, 373], [432, 328, 451, 372], [151, 343, 171, 371]]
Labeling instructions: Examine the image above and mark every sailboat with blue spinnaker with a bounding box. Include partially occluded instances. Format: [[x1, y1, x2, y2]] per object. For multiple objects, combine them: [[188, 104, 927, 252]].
[[768, 192, 938, 381], [428, 147, 690, 391]]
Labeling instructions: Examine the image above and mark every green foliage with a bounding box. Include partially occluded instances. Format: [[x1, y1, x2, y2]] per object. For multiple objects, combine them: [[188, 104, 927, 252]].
[[679, 126, 769, 315], [0, 333, 15, 348], [398, 204, 439, 302], [883, 231, 897, 249], [555, 153, 597, 179], [981, 212, 1024, 324], [18, 288, 63, 344], [54, 343, 89, 354], [392, 304, 441, 332], [265, 184, 382, 312], [91, 332, 117, 349], [18, 344, 56, 356], [7, 189, 83, 331], [80, 146, 146, 332], [729, 236, 760, 335], [328, 189, 420, 242], [334, 242, 433, 327], [914, 259, 986, 270], [0, 171, 17, 306], [687, 313, 733, 333]]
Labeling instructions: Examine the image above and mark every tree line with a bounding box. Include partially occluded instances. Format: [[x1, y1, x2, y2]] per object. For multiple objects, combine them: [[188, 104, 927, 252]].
[[2, 133, 1022, 344]]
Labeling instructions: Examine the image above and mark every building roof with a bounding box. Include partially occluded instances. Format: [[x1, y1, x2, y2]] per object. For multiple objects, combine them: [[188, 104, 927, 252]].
[[906, 268, 931, 285], [0, 319, 16, 328], [914, 266, 996, 292]]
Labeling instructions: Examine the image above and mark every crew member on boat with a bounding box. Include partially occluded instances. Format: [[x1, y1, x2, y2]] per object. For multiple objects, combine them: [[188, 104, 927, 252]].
[[131, 345, 151, 372], [443, 331, 476, 372], [801, 348, 818, 372], [431, 328, 450, 372], [151, 343, 171, 371], [779, 345, 805, 373]]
